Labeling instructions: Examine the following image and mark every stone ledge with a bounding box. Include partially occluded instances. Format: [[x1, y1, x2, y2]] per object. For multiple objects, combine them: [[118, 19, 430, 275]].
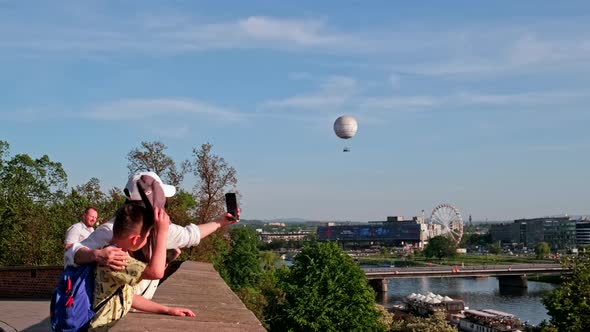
[[110, 261, 266, 332]]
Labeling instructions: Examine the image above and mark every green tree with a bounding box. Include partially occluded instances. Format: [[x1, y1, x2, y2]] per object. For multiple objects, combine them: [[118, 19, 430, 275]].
[[423, 236, 457, 259], [375, 305, 394, 329], [190, 143, 237, 224], [219, 227, 263, 289], [164, 189, 197, 227], [264, 238, 288, 250], [62, 178, 110, 224], [188, 143, 237, 262], [390, 312, 457, 332], [542, 254, 590, 332], [0, 140, 9, 168], [127, 141, 189, 186], [259, 250, 282, 273], [272, 241, 386, 332], [537, 321, 559, 332], [0, 141, 131, 266], [461, 232, 492, 247], [128, 140, 204, 210], [0, 144, 68, 265], [488, 242, 502, 255], [536, 242, 551, 259], [73, 177, 106, 205], [217, 228, 286, 330], [99, 188, 128, 221]]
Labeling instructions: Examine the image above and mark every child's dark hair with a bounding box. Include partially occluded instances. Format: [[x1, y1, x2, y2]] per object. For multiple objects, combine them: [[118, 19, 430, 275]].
[[113, 204, 154, 238]]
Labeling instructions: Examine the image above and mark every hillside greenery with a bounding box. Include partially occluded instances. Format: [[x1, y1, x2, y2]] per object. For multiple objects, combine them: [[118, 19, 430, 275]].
[[0, 139, 236, 266]]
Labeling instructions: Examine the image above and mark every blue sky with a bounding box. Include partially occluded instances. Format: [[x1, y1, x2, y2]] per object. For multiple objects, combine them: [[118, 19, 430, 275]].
[[1, 1, 589, 221]]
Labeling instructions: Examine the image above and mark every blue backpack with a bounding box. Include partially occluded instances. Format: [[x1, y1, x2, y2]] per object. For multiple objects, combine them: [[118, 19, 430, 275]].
[[50, 264, 123, 332]]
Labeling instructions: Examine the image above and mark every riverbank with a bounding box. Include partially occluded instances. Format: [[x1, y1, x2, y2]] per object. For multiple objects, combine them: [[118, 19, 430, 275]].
[[357, 254, 556, 267]]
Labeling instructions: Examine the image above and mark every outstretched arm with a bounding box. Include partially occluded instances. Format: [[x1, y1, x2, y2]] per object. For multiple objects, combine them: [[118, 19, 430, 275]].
[[168, 209, 240, 249], [198, 209, 240, 239], [132, 294, 195, 317]]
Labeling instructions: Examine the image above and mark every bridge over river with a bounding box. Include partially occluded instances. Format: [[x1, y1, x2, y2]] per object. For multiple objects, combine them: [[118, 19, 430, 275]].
[[362, 263, 569, 293]]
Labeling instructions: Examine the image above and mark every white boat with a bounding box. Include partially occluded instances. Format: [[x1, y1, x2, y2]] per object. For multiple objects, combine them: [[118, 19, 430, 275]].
[[402, 292, 465, 317], [458, 309, 522, 332]]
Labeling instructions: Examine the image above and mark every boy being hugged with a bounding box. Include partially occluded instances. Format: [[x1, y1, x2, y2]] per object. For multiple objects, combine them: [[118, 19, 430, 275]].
[[89, 204, 194, 331]]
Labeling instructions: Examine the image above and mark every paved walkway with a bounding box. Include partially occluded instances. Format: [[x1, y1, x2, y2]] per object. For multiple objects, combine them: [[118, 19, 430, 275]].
[[0, 299, 50, 332], [0, 261, 265, 332], [111, 261, 265, 332]]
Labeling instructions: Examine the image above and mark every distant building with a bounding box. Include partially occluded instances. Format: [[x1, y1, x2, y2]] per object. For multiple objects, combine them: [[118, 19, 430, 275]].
[[306, 221, 336, 227], [543, 218, 576, 250], [427, 223, 443, 239], [491, 217, 576, 250], [317, 224, 421, 246], [576, 221, 590, 247], [317, 216, 422, 246], [516, 218, 546, 248], [386, 215, 425, 224], [387, 216, 405, 222], [490, 222, 520, 244], [259, 231, 313, 243]]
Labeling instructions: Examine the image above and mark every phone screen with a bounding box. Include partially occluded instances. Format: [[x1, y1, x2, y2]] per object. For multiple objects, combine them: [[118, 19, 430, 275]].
[[225, 193, 238, 219]]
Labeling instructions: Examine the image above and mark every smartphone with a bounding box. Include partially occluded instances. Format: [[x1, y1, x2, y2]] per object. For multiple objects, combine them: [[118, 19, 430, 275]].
[[225, 193, 238, 220]]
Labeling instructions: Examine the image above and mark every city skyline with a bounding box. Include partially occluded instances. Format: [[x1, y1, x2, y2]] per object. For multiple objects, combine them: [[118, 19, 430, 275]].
[[1, 1, 589, 221]]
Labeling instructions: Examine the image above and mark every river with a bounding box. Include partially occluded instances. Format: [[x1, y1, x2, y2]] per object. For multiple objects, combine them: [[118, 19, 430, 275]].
[[375, 276, 556, 325], [282, 259, 556, 325]]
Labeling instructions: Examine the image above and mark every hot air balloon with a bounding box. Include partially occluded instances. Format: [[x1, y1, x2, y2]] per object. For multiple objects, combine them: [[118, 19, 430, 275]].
[[333, 115, 358, 152]]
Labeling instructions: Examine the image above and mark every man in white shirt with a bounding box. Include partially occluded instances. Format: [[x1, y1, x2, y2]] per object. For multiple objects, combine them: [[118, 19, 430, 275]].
[[64, 207, 98, 250], [64, 171, 239, 299]]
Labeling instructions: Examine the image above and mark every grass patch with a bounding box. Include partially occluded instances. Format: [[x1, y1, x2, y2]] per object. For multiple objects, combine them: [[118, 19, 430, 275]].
[[356, 254, 555, 266]]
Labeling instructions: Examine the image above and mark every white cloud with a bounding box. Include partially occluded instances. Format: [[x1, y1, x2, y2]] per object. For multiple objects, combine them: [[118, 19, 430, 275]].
[[396, 60, 505, 77], [0, 12, 364, 55], [157, 16, 366, 52], [86, 98, 242, 121], [2, 5, 590, 92], [363, 90, 590, 111], [263, 70, 590, 114], [262, 95, 349, 110], [261, 75, 358, 110], [456, 90, 590, 107], [361, 96, 438, 110], [508, 34, 590, 66], [391, 31, 590, 77], [236, 16, 350, 46], [2, 6, 590, 80]]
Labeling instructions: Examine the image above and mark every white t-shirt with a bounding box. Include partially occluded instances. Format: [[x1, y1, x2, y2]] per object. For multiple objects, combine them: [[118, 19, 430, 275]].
[[64, 221, 94, 246], [63, 218, 201, 300], [64, 218, 202, 267]]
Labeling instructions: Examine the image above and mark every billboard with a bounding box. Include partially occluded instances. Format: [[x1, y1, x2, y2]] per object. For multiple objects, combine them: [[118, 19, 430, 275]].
[[317, 224, 421, 242]]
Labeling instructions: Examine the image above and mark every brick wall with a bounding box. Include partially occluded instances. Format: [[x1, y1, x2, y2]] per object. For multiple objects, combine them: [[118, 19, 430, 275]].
[[0, 266, 62, 298], [0, 262, 181, 299]]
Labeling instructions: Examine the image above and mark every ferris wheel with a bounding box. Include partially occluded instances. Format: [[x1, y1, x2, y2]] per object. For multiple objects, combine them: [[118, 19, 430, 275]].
[[430, 203, 464, 244]]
